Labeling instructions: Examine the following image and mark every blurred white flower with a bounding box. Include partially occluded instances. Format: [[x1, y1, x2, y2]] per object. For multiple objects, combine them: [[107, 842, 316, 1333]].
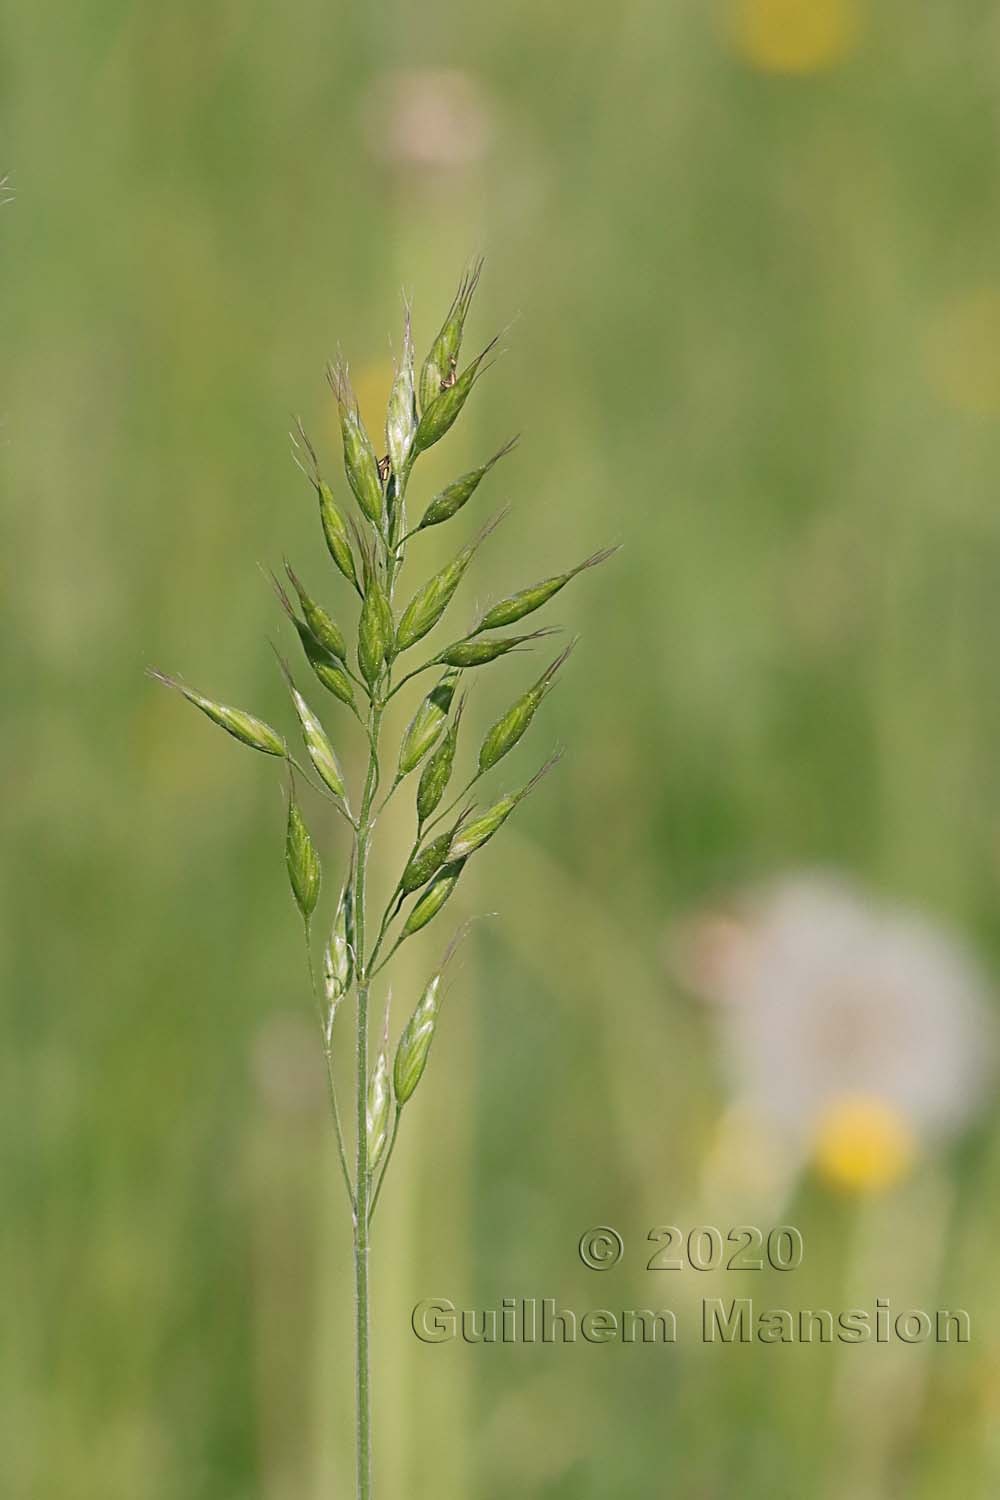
[[362, 68, 495, 170], [673, 872, 996, 1193]]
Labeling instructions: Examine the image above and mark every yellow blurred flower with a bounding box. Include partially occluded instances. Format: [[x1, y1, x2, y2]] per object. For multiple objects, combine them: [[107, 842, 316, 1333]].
[[327, 360, 394, 451], [725, 0, 863, 75], [925, 287, 1000, 418], [813, 1094, 915, 1193]]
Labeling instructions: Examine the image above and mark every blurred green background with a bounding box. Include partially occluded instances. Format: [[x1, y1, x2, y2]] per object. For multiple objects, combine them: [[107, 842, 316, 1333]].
[[4, 1, 1000, 1496]]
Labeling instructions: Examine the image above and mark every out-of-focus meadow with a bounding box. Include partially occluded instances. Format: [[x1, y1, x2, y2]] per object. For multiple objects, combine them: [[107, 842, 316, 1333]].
[[4, 1, 1000, 1496]]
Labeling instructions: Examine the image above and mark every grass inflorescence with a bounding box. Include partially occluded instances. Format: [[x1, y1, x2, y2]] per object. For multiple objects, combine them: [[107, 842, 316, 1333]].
[[148, 265, 615, 1500]]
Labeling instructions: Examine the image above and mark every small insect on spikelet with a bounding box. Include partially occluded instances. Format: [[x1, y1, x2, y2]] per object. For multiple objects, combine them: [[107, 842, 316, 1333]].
[[417, 257, 483, 411], [386, 303, 418, 488], [151, 262, 614, 1500], [329, 360, 386, 529], [412, 337, 500, 455]]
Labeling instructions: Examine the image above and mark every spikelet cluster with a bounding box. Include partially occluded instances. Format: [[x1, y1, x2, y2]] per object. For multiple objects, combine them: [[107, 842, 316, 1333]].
[[149, 263, 615, 1215]]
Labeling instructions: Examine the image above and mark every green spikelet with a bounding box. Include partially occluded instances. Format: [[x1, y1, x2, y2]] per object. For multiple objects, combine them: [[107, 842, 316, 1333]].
[[412, 338, 499, 456], [432, 628, 556, 668], [284, 562, 348, 662], [329, 362, 385, 528], [477, 642, 575, 774], [356, 541, 395, 689], [286, 782, 322, 922], [448, 754, 561, 862], [395, 510, 506, 652], [271, 574, 356, 709], [366, 1044, 391, 1173], [473, 547, 619, 634], [416, 694, 465, 824], [148, 671, 285, 757], [402, 860, 466, 937], [324, 878, 354, 1019], [292, 421, 358, 590], [416, 438, 518, 532], [386, 304, 418, 483], [418, 259, 483, 412], [393, 974, 441, 1105], [399, 812, 468, 897], [397, 670, 460, 779], [277, 657, 347, 800]]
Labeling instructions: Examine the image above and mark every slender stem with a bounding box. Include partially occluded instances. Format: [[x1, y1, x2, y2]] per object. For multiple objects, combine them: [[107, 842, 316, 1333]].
[[421, 771, 481, 837], [349, 458, 408, 1500], [369, 1105, 401, 1223], [352, 692, 382, 1500], [324, 1044, 356, 1211], [384, 659, 437, 699], [305, 940, 355, 1212]]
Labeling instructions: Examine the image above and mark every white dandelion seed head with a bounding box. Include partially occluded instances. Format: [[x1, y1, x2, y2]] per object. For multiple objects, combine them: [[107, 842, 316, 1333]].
[[675, 870, 997, 1150], [362, 69, 496, 170]]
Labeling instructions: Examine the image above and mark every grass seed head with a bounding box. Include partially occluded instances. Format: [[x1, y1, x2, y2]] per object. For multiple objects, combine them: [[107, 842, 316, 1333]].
[[147, 671, 286, 757], [418, 258, 483, 412], [399, 810, 469, 896], [366, 1044, 391, 1172], [433, 627, 557, 668], [416, 693, 465, 824], [402, 860, 467, 937], [271, 572, 356, 708], [412, 337, 499, 456], [357, 562, 395, 687], [395, 509, 506, 652], [329, 360, 385, 528], [473, 546, 619, 634], [284, 562, 348, 663], [386, 304, 418, 482], [286, 782, 322, 923], [448, 752, 561, 862], [416, 437, 518, 532], [476, 641, 575, 774], [397, 669, 460, 778], [393, 974, 442, 1105], [276, 656, 347, 801], [293, 421, 359, 588], [324, 878, 354, 1014], [319, 482, 359, 588]]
